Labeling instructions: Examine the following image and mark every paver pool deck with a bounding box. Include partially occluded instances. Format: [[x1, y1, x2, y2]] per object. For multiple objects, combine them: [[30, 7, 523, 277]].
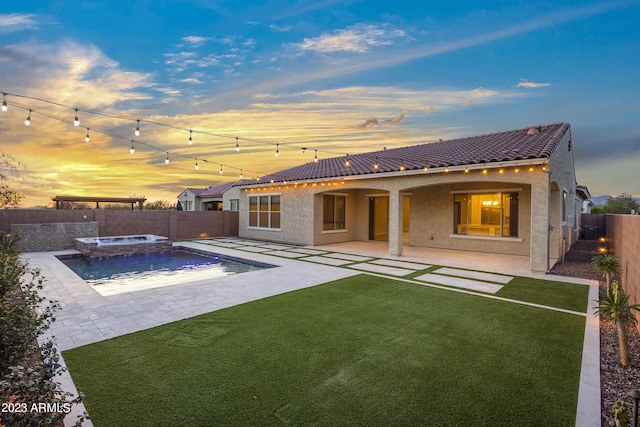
[[22, 238, 600, 427]]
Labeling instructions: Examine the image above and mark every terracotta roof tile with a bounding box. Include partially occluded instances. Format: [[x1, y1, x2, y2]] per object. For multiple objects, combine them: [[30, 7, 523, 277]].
[[251, 123, 569, 184]]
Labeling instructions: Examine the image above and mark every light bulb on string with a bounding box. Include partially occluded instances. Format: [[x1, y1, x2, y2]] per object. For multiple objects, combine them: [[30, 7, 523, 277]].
[[345, 155, 350, 167], [275, 144, 279, 157], [188, 130, 193, 145], [24, 110, 31, 126], [374, 157, 379, 170], [1, 94, 7, 112], [219, 164, 223, 174], [165, 152, 170, 164], [314, 150, 318, 162], [235, 137, 240, 152], [73, 108, 80, 127], [130, 140, 135, 154], [85, 128, 90, 142], [240, 169, 243, 179], [135, 119, 141, 136], [195, 158, 199, 170]]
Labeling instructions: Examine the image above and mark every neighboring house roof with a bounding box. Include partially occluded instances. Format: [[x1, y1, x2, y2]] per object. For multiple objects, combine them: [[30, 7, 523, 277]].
[[199, 181, 238, 197], [180, 187, 209, 197], [249, 123, 570, 185], [576, 185, 592, 200]]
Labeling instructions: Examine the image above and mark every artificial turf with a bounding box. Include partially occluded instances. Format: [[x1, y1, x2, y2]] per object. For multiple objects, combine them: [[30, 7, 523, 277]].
[[63, 274, 586, 426]]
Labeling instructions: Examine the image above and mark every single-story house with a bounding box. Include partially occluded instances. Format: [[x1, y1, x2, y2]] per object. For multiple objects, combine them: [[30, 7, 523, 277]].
[[233, 123, 582, 273], [576, 185, 593, 214], [178, 181, 239, 211]]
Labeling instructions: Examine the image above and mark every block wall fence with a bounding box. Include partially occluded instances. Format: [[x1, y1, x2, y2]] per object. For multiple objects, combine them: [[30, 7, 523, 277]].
[[0, 209, 239, 243], [606, 214, 640, 327]]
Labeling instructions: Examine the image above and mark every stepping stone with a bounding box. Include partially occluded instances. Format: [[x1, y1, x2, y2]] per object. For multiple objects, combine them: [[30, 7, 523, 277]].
[[293, 249, 328, 255], [303, 256, 352, 266], [323, 253, 373, 262], [238, 246, 269, 252], [258, 244, 296, 250], [348, 263, 414, 277], [434, 267, 512, 284], [371, 259, 432, 270], [263, 251, 307, 258], [414, 273, 503, 294]]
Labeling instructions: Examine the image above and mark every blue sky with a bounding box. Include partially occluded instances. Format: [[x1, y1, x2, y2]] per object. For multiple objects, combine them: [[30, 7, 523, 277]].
[[0, 0, 639, 206]]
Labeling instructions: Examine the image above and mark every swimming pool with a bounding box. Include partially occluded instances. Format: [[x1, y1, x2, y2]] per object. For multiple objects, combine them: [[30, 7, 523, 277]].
[[57, 248, 275, 296]]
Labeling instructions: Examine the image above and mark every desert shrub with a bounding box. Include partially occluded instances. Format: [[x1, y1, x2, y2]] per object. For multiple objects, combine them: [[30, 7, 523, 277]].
[[0, 232, 87, 426]]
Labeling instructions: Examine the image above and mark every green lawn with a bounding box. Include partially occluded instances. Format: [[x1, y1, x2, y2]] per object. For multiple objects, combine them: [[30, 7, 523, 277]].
[[63, 274, 586, 426]]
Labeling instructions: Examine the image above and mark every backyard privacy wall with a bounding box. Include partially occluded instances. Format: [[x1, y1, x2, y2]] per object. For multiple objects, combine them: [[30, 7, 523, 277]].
[[606, 214, 640, 327], [0, 210, 239, 250]]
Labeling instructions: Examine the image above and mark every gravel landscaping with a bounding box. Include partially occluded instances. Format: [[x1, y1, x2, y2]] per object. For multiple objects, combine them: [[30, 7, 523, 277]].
[[550, 240, 640, 426]]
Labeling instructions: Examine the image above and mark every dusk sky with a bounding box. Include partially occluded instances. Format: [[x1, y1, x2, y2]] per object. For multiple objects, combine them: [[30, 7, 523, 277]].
[[1, 1, 639, 207]]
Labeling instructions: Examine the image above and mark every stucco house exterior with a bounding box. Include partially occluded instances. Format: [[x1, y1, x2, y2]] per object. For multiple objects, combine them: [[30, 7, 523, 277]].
[[233, 123, 581, 273], [178, 181, 239, 211]]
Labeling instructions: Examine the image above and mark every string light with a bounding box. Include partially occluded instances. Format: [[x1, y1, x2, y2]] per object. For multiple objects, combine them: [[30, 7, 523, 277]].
[[240, 169, 243, 179], [235, 137, 240, 152], [73, 108, 80, 127], [464, 166, 469, 173], [130, 140, 135, 154], [399, 160, 405, 171], [135, 119, 141, 137], [85, 128, 90, 142], [24, 109, 31, 126], [275, 144, 279, 157], [195, 158, 199, 170], [423, 165, 428, 172], [188, 130, 193, 145], [165, 152, 170, 164], [515, 165, 520, 173], [444, 166, 449, 173], [1, 94, 7, 112], [314, 150, 318, 162], [219, 164, 224, 174], [345, 155, 350, 167]]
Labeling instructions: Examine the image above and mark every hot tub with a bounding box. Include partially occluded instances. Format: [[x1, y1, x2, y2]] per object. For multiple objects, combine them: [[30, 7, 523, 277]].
[[75, 235, 172, 258]]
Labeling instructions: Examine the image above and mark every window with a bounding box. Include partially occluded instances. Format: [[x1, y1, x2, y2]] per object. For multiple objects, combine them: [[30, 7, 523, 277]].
[[249, 195, 280, 229], [323, 195, 346, 230], [454, 192, 518, 237], [230, 199, 239, 211]]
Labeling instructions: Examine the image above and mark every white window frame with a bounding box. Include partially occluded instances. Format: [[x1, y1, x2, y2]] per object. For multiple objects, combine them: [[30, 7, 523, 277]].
[[248, 193, 281, 231]]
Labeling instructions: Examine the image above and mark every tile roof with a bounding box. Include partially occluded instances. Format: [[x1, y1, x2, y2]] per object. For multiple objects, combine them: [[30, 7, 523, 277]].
[[182, 187, 209, 196], [198, 181, 238, 197], [250, 123, 570, 184]]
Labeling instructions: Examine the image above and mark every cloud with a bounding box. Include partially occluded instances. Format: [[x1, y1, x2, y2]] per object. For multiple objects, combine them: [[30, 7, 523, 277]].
[[182, 36, 210, 47], [517, 79, 551, 88], [270, 24, 292, 33], [180, 78, 204, 84], [293, 23, 406, 53], [0, 13, 37, 34]]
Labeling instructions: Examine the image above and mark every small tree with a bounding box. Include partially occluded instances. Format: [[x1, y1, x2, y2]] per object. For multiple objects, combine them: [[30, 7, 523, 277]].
[[603, 193, 640, 214], [593, 253, 620, 294], [595, 281, 640, 367]]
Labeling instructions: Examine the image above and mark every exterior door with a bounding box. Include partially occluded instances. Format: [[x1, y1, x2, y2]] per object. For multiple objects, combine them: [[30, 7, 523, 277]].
[[368, 197, 389, 241]]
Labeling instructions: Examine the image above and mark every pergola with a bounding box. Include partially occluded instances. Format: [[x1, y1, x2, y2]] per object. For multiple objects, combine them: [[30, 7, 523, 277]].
[[52, 196, 147, 210]]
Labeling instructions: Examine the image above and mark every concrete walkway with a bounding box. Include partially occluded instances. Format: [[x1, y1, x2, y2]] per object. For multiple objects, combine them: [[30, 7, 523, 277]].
[[21, 238, 600, 427]]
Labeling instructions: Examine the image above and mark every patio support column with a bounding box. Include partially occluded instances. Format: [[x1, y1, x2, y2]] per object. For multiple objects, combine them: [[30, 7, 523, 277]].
[[530, 180, 550, 273], [389, 189, 403, 256]]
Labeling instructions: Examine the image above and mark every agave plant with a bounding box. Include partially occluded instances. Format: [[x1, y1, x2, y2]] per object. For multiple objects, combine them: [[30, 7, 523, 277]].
[[595, 281, 640, 367], [592, 253, 620, 294]]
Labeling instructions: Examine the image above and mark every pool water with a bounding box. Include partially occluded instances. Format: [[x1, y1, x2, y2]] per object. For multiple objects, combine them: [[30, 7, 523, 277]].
[[58, 249, 274, 296]]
